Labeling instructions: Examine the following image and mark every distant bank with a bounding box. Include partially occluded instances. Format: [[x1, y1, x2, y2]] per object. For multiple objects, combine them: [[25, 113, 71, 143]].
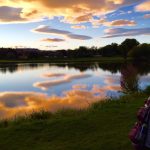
[[0, 57, 131, 63]]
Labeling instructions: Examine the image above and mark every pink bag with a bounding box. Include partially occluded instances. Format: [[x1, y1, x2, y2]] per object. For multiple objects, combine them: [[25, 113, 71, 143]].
[[129, 122, 142, 144], [137, 107, 150, 123], [129, 97, 150, 150], [129, 122, 148, 145]]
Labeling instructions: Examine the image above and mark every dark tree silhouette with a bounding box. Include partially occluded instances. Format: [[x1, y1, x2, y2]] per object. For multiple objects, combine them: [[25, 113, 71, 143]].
[[128, 43, 150, 60], [0, 39, 149, 60], [99, 43, 119, 57], [119, 39, 140, 59]]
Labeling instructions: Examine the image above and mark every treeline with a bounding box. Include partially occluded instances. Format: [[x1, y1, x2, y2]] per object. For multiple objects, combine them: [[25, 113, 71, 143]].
[[0, 39, 149, 60]]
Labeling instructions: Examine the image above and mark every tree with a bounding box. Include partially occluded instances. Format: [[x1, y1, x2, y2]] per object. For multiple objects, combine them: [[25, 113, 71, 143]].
[[128, 43, 150, 60], [75, 46, 92, 57], [98, 43, 119, 57], [119, 39, 140, 59]]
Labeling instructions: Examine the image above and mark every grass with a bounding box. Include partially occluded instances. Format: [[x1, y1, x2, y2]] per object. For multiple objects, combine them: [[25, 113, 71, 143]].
[[0, 92, 149, 150], [0, 57, 131, 64]]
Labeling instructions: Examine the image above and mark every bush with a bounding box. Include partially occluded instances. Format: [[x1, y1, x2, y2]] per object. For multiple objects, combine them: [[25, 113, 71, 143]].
[[119, 39, 140, 59], [128, 43, 150, 60]]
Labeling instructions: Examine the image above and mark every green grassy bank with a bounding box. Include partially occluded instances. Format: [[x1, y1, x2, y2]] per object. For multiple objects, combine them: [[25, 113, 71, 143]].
[[0, 92, 149, 150], [0, 57, 130, 64]]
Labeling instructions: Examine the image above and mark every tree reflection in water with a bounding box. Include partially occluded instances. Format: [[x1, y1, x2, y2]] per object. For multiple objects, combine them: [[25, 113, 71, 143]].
[[120, 64, 139, 93]]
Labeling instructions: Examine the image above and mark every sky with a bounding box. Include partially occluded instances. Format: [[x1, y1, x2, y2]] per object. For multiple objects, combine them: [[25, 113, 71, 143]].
[[0, 0, 150, 50]]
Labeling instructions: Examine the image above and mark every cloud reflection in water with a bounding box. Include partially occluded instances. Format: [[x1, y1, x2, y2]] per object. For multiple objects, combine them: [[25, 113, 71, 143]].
[[34, 73, 91, 90], [0, 88, 104, 120], [0, 83, 121, 120], [0, 73, 121, 120]]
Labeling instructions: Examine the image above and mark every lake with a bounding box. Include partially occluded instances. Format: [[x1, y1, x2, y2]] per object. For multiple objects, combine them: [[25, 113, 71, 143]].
[[0, 62, 150, 120]]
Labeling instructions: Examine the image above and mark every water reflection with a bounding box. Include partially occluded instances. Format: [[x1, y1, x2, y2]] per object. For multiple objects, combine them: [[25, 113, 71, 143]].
[[0, 87, 105, 120], [0, 61, 150, 75], [0, 63, 49, 74], [0, 61, 150, 119], [121, 64, 139, 93], [34, 73, 91, 90]]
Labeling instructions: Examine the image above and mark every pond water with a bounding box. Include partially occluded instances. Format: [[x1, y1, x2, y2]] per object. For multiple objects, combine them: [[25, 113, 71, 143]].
[[0, 62, 150, 119]]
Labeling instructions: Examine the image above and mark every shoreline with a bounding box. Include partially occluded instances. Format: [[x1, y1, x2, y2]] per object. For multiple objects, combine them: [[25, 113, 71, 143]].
[[0, 57, 131, 64]]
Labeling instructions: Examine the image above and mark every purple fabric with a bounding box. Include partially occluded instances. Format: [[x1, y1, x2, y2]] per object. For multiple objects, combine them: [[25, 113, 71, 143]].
[[137, 107, 149, 123], [145, 116, 150, 148]]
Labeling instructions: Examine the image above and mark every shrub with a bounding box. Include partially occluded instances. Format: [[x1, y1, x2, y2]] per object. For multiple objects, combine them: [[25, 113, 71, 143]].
[[128, 43, 150, 60]]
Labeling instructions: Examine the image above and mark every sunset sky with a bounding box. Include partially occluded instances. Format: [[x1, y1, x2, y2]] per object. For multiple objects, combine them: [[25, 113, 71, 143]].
[[0, 0, 150, 50]]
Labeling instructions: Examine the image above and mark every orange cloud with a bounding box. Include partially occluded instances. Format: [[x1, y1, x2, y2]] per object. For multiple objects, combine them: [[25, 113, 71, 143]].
[[135, 1, 150, 12], [71, 25, 87, 29], [92, 84, 121, 94], [0, 80, 122, 120], [0, 0, 140, 24], [63, 14, 93, 24], [144, 14, 150, 19], [0, 89, 104, 120], [0, 69, 123, 120], [42, 73, 65, 78], [72, 84, 87, 90], [92, 18, 107, 27], [106, 19, 136, 26], [92, 19, 136, 27], [104, 75, 120, 85], [41, 38, 65, 42]]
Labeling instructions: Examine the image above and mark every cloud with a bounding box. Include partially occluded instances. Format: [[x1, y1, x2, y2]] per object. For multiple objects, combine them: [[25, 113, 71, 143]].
[[72, 84, 87, 90], [105, 19, 136, 26], [0, 6, 42, 24], [0, 6, 27, 23], [135, 1, 150, 12], [91, 18, 107, 27], [0, 78, 122, 120], [103, 27, 150, 38], [34, 73, 91, 90], [32, 25, 92, 40], [41, 38, 65, 42], [0, 72, 124, 120], [67, 34, 92, 40], [140, 75, 150, 83], [71, 25, 87, 29], [63, 14, 93, 24], [33, 25, 71, 35], [0, 92, 45, 108], [44, 45, 58, 48], [144, 14, 150, 19], [92, 84, 121, 94], [0, 89, 104, 120], [0, 0, 140, 24], [92, 19, 136, 27], [42, 73, 65, 78], [104, 75, 120, 85]]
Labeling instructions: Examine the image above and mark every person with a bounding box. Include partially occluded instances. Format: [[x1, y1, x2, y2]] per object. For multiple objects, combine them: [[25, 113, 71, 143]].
[[129, 96, 150, 150], [142, 96, 150, 150], [145, 115, 150, 149]]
